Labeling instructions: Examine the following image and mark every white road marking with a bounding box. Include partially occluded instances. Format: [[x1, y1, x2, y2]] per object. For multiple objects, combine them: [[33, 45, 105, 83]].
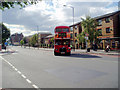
[[0, 56, 4, 60], [32, 84, 39, 88], [12, 66, 15, 69], [0, 56, 41, 89], [26, 79, 32, 84], [21, 74, 26, 79], [17, 71, 22, 74], [12, 53, 18, 55], [14, 68, 18, 71]]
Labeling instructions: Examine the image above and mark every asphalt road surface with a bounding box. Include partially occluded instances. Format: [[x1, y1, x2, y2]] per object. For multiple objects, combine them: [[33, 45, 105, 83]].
[[0, 46, 118, 88]]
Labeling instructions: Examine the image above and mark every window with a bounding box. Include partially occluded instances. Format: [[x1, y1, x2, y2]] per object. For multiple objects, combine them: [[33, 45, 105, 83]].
[[75, 25, 77, 29], [98, 29, 102, 36], [70, 27, 73, 32], [70, 33, 73, 38], [58, 33, 66, 37], [106, 28, 110, 33], [56, 28, 62, 32], [63, 28, 69, 32], [75, 33, 77, 37], [98, 19, 102, 26], [105, 17, 110, 23]]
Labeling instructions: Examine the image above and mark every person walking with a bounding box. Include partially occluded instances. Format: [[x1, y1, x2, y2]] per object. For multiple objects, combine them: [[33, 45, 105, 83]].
[[105, 44, 110, 52]]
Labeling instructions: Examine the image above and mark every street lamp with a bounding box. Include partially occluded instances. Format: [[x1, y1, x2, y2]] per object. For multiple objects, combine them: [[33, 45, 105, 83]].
[[63, 5, 75, 51]]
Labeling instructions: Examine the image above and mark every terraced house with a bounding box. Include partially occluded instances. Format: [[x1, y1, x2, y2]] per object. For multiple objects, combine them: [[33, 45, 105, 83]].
[[69, 10, 120, 50]]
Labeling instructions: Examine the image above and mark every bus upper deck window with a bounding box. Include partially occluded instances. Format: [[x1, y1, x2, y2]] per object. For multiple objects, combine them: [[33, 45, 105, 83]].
[[56, 28, 62, 32], [63, 28, 69, 32]]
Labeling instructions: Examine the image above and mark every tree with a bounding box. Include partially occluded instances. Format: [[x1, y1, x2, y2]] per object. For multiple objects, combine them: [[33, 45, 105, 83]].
[[23, 37, 27, 45], [29, 34, 38, 47], [20, 40, 24, 47], [50, 37, 54, 47], [0, 1, 41, 11], [77, 31, 86, 44], [81, 16, 100, 48], [0, 23, 10, 46]]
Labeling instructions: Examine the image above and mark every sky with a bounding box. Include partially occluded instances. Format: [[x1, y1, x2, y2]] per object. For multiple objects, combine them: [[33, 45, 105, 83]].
[[2, 0, 119, 36]]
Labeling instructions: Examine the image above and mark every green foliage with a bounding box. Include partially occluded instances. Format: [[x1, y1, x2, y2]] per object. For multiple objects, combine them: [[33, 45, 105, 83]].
[[81, 16, 100, 46], [50, 37, 54, 45], [23, 37, 27, 44], [0, 23, 10, 45], [77, 31, 86, 44], [29, 34, 38, 47], [20, 40, 24, 46], [0, 1, 41, 11]]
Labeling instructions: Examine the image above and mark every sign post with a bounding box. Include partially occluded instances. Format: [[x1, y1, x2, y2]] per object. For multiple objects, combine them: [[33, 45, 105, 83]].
[[85, 33, 89, 52], [85, 33, 88, 49]]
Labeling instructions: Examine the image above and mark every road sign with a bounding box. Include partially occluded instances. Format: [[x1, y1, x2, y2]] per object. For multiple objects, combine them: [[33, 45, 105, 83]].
[[5, 42, 8, 46]]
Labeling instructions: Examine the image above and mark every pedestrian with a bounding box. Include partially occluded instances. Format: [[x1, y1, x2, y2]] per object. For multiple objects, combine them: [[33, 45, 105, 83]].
[[93, 43, 97, 51], [105, 44, 110, 52], [95, 43, 98, 51]]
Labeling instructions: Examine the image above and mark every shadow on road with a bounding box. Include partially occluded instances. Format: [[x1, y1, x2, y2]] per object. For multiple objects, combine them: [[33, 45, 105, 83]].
[[59, 53, 102, 58]]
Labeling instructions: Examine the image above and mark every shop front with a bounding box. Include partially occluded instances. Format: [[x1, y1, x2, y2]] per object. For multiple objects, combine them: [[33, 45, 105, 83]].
[[99, 37, 120, 50]]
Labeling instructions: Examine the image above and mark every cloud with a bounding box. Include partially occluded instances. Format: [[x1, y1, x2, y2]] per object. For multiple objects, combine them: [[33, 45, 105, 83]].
[[2, 1, 119, 36]]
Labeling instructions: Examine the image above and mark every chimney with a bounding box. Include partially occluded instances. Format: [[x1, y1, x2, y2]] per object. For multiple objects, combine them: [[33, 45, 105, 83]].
[[118, 1, 120, 10]]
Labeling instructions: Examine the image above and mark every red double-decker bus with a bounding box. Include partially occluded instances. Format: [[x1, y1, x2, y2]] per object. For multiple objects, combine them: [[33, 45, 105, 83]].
[[54, 26, 71, 55]]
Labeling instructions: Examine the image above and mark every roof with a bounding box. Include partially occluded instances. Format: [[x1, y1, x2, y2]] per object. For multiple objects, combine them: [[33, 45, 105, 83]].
[[69, 22, 81, 27], [45, 35, 54, 39], [55, 26, 69, 29], [69, 10, 120, 27], [38, 32, 51, 34], [11, 33, 23, 36], [94, 10, 120, 20]]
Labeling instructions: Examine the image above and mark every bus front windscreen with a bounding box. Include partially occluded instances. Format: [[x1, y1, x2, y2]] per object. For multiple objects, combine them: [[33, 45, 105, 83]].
[[55, 39, 70, 46], [58, 33, 66, 37]]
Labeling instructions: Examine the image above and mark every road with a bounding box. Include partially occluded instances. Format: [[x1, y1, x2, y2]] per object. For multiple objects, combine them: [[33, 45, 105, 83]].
[[0, 46, 118, 88]]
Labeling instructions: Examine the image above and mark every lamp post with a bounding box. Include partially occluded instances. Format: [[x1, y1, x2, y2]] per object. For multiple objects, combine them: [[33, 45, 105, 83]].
[[63, 5, 75, 51]]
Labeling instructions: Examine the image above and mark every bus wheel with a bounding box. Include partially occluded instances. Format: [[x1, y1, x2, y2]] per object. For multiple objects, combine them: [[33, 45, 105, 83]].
[[66, 52, 71, 56], [54, 51, 57, 56]]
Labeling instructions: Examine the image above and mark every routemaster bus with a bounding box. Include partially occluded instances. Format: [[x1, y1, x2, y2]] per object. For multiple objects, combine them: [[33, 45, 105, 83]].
[[54, 26, 71, 55]]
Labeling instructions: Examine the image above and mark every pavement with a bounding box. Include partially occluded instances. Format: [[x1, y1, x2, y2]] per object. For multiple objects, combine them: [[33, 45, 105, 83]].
[[0, 46, 119, 56], [74, 49, 120, 56], [0, 49, 15, 56]]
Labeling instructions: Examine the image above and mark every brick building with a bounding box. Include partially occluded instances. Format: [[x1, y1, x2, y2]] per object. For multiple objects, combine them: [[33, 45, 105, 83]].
[[69, 22, 82, 49], [95, 10, 120, 49], [69, 10, 120, 49], [38, 32, 52, 46], [10, 33, 24, 45], [44, 34, 54, 44]]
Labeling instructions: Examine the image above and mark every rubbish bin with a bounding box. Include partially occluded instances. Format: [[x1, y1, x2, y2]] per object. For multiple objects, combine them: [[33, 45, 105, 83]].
[[87, 48, 90, 52]]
